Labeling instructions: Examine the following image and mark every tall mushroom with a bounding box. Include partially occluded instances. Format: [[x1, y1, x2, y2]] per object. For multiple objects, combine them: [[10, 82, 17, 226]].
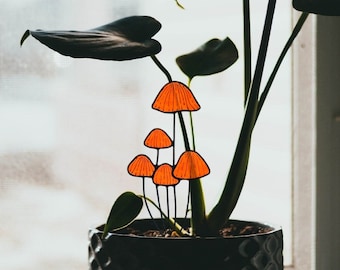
[[173, 150, 210, 219], [152, 81, 200, 113], [152, 81, 200, 162], [152, 81, 202, 218], [127, 154, 155, 219]]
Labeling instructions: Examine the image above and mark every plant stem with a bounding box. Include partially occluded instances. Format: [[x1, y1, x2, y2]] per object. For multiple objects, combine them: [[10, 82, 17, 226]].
[[177, 112, 190, 150], [178, 109, 207, 235], [187, 79, 196, 151], [207, 0, 277, 234], [173, 186, 177, 220], [189, 112, 196, 150], [151, 55, 172, 82], [243, 0, 252, 106], [166, 187, 170, 217], [175, 0, 185, 9], [150, 55, 191, 151], [256, 12, 309, 121]]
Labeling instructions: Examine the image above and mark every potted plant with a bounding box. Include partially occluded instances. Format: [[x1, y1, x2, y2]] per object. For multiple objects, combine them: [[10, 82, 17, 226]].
[[20, 1, 310, 269]]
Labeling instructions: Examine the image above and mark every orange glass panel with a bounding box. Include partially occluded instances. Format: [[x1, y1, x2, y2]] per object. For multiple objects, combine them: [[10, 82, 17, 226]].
[[153, 163, 179, 186], [144, 128, 173, 149], [173, 150, 210, 180], [152, 81, 201, 113], [127, 154, 155, 177]]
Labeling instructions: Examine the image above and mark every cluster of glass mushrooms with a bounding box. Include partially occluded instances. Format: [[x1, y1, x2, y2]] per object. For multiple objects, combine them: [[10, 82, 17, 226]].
[[127, 81, 210, 220]]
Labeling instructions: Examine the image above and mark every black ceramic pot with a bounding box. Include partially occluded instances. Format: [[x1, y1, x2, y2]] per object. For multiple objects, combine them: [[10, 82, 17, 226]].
[[88, 218, 283, 270]]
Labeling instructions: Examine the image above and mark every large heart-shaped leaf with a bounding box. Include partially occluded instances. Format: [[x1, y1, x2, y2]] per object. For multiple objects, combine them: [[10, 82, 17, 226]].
[[176, 37, 238, 79], [20, 16, 162, 61], [293, 0, 340, 16], [102, 191, 143, 238]]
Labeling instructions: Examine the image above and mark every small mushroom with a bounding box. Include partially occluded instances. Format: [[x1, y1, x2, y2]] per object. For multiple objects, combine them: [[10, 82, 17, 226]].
[[152, 163, 180, 219], [127, 154, 155, 220], [127, 154, 155, 177], [144, 128, 173, 149], [152, 81, 200, 113], [173, 150, 210, 180], [153, 163, 179, 186]]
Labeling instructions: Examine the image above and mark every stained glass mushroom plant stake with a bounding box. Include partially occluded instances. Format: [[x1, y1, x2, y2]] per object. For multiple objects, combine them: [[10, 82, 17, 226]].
[[127, 154, 155, 219], [144, 128, 174, 218], [144, 128, 173, 165], [153, 163, 179, 219], [173, 150, 210, 221], [127, 80, 209, 225], [151, 81, 205, 220]]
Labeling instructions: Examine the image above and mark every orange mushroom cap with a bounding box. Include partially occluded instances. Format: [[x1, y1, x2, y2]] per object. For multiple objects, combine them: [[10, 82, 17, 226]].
[[152, 81, 201, 113], [173, 150, 210, 180], [144, 128, 173, 149], [127, 154, 155, 177], [153, 163, 179, 186]]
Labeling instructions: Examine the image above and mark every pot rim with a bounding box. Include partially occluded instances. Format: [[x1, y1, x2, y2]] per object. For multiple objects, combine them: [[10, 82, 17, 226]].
[[90, 218, 282, 240]]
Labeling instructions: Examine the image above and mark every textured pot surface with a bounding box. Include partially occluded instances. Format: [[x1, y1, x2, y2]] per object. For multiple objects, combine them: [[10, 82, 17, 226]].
[[88, 219, 283, 270]]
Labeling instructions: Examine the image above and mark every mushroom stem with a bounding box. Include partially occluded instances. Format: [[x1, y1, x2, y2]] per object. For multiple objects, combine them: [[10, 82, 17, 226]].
[[177, 112, 190, 151], [151, 55, 172, 82], [155, 186, 163, 224], [173, 186, 177, 220], [172, 113, 176, 166], [166, 187, 170, 218], [156, 149, 160, 166], [142, 177, 155, 220]]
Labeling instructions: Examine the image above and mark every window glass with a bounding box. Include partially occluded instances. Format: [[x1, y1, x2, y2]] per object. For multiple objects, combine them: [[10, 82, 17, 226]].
[[0, 1, 292, 268]]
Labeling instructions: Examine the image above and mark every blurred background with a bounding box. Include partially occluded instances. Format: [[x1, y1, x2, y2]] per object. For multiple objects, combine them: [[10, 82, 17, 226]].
[[0, 0, 293, 268]]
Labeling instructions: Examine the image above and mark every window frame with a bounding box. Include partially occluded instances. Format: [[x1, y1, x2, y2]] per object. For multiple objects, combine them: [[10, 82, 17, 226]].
[[290, 11, 340, 270], [290, 11, 316, 270]]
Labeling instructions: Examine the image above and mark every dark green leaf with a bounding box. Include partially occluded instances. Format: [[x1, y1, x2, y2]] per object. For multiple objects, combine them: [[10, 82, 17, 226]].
[[21, 16, 162, 61], [176, 37, 238, 79], [293, 0, 340, 16], [207, 0, 276, 233], [103, 192, 143, 237], [20, 30, 30, 46]]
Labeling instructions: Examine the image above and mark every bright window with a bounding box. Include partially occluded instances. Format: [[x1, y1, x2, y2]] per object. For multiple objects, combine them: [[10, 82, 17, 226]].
[[0, 1, 294, 268]]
